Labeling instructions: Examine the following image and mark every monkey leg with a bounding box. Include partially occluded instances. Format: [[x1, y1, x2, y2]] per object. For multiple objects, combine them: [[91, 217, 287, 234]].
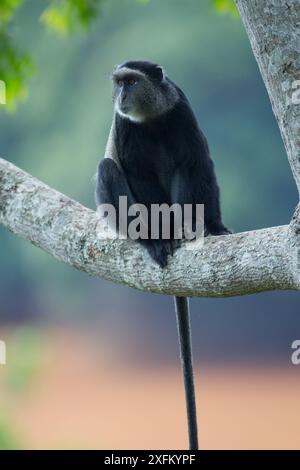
[[172, 168, 231, 237], [96, 159, 175, 267], [96, 158, 136, 207], [203, 192, 232, 236]]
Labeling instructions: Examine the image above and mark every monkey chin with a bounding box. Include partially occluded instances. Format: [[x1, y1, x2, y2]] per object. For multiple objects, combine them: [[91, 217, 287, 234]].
[[116, 104, 146, 123]]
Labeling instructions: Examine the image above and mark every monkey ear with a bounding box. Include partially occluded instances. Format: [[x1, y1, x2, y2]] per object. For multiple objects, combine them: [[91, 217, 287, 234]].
[[153, 65, 164, 82]]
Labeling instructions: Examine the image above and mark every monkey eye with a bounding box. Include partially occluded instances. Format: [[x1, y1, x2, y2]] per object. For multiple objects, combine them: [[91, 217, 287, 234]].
[[116, 79, 123, 87], [127, 78, 138, 87]]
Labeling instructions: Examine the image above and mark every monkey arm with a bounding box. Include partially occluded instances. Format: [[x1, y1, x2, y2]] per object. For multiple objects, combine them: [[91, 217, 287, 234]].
[[96, 158, 138, 237], [96, 158, 136, 208]]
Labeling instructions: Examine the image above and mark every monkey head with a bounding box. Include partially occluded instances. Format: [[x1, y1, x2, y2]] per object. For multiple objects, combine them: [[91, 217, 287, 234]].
[[111, 60, 178, 123]]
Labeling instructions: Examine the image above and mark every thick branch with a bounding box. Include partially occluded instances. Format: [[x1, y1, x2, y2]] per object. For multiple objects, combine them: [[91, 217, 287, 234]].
[[0, 158, 299, 297], [236, 0, 300, 194]]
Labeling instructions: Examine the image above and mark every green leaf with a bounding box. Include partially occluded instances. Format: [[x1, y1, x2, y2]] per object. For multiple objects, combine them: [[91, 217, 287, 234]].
[[0, 29, 34, 109], [213, 0, 239, 17], [0, 418, 20, 450], [4, 327, 42, 393], [40, 0, 102, 34], [0, 0, 23, 24]]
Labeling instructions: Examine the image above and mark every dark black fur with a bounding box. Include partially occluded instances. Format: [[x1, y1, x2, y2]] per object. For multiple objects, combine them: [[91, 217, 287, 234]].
[[120, 60, 164, 82], [96, 61, 230, 267]]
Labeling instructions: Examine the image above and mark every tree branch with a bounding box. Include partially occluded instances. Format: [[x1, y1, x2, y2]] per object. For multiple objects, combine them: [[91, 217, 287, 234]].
[[0, 158, 299, 297]]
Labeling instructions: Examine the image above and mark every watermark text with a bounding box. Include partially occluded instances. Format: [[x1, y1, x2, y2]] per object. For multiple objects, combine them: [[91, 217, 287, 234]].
[[291, 339, 300, 365], [96, 197, 204, 248], [0, 340, 6, 365], [0, 80, 6, 105]]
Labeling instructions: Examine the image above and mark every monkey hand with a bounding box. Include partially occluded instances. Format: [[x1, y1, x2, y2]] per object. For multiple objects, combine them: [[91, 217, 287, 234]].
[[216, 228, 232, 235], [205, 225, 233, 236]]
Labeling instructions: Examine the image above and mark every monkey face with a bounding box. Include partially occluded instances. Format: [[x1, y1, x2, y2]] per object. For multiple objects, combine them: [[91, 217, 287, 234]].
[[112, 72, 153, 122], [113, 75, 143, 120], [111, 62, 167, 123]]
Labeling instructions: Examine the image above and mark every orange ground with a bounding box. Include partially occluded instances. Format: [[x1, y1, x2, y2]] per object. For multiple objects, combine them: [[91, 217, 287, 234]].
[[2, 329, 300, 449]]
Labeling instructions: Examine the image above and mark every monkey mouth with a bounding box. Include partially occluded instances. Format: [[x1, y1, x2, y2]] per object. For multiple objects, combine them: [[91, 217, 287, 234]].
[[120, 104, 131, 113]]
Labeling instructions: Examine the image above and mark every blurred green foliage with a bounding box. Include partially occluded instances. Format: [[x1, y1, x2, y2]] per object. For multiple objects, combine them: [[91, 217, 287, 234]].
[[0, 328, 42, 449], [0, 0, 104, 108], [213, 0, 238, 17], [40, 0, 102, 34], [0, 0, 237, 108], [0, 0, 23, 22], [0, 417, 19, 450], [0, 30, 33, 108], [0, 0, 33, 108], [5, 328, 42, 392]]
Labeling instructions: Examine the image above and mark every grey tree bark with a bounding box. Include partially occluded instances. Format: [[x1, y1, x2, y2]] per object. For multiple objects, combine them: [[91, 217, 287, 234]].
[[0, 0, 299, 297]]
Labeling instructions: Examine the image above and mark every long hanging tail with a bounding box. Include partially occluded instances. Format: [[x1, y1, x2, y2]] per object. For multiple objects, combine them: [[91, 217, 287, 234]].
[[174, 296, 198, 450]]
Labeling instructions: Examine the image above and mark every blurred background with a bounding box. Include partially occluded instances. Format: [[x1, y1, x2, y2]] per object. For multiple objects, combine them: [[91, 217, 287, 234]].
[[0, 0, 299, 450]]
